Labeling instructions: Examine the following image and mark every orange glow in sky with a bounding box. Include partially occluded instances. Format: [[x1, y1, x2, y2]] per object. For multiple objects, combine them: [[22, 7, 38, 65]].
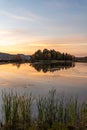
[[0, 0, 87, 57], [0, 35, 87, 56]]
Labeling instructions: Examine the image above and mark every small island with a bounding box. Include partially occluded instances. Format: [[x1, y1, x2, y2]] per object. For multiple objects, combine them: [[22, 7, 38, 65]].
[[31, 49, 75, 62]]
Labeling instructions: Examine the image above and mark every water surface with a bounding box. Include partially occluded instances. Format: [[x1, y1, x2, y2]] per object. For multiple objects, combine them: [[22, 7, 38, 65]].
[[0, 62, 87, 102]]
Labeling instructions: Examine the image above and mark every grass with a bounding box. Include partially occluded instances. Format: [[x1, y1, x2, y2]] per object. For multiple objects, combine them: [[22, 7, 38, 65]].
[[1, 90, 33, 130], [0, 89, 87, 130]]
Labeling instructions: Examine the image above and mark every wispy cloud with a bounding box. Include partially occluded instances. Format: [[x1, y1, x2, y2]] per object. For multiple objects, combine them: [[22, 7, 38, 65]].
[[0, 29, 87, 45], [0, 29, 87, 56], [1, 11, 33, 21], [0, 10, 37, 22], [0, 28, 49, 46], [0, 9, 50, 23]]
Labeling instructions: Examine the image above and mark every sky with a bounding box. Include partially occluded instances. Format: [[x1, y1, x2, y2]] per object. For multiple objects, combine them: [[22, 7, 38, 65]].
[[0, 0, 87, 56]]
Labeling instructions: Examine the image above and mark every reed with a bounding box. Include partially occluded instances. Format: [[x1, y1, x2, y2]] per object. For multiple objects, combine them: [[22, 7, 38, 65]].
[[1, 91, 33, 130], [2, 90, 13, 127], [19, 93, 33, 128], [1, 89, 87, 130]]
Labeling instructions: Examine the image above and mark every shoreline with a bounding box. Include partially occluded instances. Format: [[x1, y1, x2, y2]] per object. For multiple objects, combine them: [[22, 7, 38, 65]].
[[0, 60, 87, 65]]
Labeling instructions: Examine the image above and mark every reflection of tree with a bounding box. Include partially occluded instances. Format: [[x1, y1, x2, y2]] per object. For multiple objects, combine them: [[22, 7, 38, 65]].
[[30, 62, 75, 73], [12, 63, 21, 68]]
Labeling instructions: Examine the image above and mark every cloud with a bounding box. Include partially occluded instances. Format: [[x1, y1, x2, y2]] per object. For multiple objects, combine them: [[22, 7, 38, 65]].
[[0, 10, 37, 22], [0, 29, 87, 56], [0, 28, 50, 46], [0, 9, 50, 23], [0, 29, 87, 46]]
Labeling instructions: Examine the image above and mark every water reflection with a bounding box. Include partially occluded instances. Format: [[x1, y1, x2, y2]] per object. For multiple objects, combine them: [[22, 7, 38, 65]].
[[0, 62, 22, 69], [30, 62, 75, 73], [12, 62, 22, 68], [0, 62, 87, 102]]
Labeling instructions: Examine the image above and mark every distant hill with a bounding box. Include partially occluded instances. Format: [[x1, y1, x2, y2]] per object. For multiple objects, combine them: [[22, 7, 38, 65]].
[[0, 52, 31, 62], [75, 56, 87, 62], [0, 52, 14, 61]]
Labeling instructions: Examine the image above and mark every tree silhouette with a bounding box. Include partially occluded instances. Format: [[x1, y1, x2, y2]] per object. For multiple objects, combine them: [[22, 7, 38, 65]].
[[31, 49, 75, 62]]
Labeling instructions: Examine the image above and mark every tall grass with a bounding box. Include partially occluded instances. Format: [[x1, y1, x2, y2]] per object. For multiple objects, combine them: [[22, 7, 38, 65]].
[[1, 90, 33, 130], [1, 89, 87, 130]]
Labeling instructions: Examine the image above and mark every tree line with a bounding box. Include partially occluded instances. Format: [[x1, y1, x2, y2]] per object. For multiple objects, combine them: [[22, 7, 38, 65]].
[[31, 49, 75, 61]]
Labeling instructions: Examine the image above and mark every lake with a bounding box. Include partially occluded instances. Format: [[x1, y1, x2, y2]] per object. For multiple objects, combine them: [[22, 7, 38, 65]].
[[0, 62, 87, 102]]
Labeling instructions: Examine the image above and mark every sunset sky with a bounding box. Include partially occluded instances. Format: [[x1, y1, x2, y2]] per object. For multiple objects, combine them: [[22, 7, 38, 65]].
[[0, 0, 87, 56]]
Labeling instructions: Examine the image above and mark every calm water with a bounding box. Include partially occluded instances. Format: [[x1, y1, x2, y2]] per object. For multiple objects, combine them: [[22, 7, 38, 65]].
[[0, 62, 87, 101]]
